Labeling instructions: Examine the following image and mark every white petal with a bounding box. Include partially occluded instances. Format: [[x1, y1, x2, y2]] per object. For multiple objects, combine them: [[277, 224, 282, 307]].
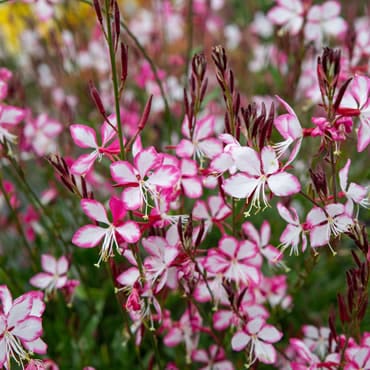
[[81, 199, 109, 224], [267, 172, 301, 196], [72, 225, 107, 248]]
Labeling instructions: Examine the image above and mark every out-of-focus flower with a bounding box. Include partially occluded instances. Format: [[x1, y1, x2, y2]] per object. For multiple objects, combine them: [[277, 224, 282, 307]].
[[231, 317, 283, 365], [30, 254, 69, 296], [72, 197, 141, 266], [0, 285, 47, 368], [338, 75, 370, 152], [23, 113, 62, 156]]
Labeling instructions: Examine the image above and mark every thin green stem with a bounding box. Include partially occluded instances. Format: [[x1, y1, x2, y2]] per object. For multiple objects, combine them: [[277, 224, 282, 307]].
[[105, 0, 125, 160]]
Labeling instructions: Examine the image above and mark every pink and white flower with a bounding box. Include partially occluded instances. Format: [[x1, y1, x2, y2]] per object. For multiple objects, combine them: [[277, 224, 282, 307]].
[[339, 159, 369, 208], [231, 317, 282, 365], [242, 221, 281, 264], [267, 0, 304, 36], [72, 197, 140, 266], [273, 96, 303, 165], [70, 116, 120, 175], [110, 147, 180, 212], [176, 115, 223, 160], [223, 146, 301, 214], [0, 285, 47, 368], [338, 75, 370, 152], [304, 1, 347, 46], [306, 203, 353, 248], [277, 202, 308, 255], [23, 113, 62, 156], [30, 254, 69, 296], [204, 236, 261, 287], [0, 104, 26, 143]]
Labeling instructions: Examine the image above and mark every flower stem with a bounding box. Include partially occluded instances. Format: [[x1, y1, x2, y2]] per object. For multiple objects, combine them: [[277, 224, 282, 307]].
[[104, 0, 125, 160]]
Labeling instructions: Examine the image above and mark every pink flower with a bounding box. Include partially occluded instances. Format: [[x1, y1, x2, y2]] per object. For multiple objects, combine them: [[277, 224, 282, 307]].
[[110, 147, 180, 212], [192, 345, 234, 370], [338, 75, 370, 152], [178, 158, 203, 198], [277, 202, 308, 255], [339, 159, 369, 208], [70, 116, 120, 175], [0, 286, 47, 368], [176, 115, 223, 160], [192, 195, 231, 233], [304, 1, 347, 46], [306, 203, 353, 248], [0, 104, 26, 143], [204, 236, 261, 287], [267, 0, 304, 36], [223, 146, 301, 214], [24, 113, 62, 156], [142, 235, 179, 293], [345, 345, 370, 370], [72, 197, 140, 266], [30, 254, 69, 295], [273, 96, 303, 164], [231, 317, 282, 365], [242, 221, 281, 264], [303, 325, 330, 359]]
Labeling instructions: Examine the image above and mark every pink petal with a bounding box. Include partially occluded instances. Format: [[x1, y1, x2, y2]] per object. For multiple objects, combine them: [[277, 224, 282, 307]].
[[219, 236, 238, 257], [232, 147, 261, 175], [23, 337, 47, 354], [122, 187, 142, 210], [306, 207, 327, 227], [149, 166, 180, 187], [223, 174, 259, 199], [70, 124, 97, 148], [101, 116, 117, 145], [261, 146, 279, 175], [198, 138, 223, 158], [231, 331, 250, 351], [180, 158, 198, 176], [0, 285, 13, 314], [110, 161, 138, 185], [182, 177, 203, 198], [72, 225, 107, 248], [267, 172, 301, 196], [0, 336, 7, 368], [115, 221, 141, 243], [29, 273, 53, 289], [11, 317, 42, 341], [134, 147, 159, 178], [81, 199, 109, 224], [70, 152, 98, 175], [194, 115, 215, 140], [247, 317, 264, 334], [164, 328, 183, 347], [116, 267, 140, 287], [259, 325, 283, 343], [211, 152, 234, 173], [57, 256, 69, 275], [192, 200, 209, 219], [41, 254, 57, 274], [310, 224, 330, 247], [213, 310, 233, 330], [142, 237, 167, 258], [277, 203, 298, 224], [357, 118, 370, 152], [109, 196, 126, 223], [255, 341, 277, 364], [339, 159, 350, 192], [0, 105, 26, 125], [176, 139, 194, 157]]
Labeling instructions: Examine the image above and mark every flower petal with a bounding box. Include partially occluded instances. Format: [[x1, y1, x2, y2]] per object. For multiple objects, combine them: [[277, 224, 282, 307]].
[[267, 172, 301, 196], [70, 124, 97, 148], [81, 199, 109, 224], [72, 225, 107, 248]]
